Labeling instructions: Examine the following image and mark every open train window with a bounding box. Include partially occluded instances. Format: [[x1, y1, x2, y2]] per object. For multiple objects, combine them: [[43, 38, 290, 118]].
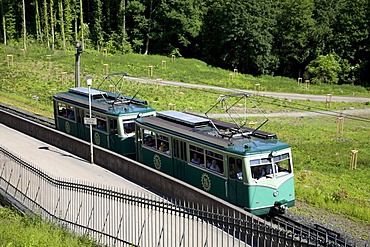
[[123, 121, 135, 136], [57, 103, 75, 120], [273, 153, 291, 174]]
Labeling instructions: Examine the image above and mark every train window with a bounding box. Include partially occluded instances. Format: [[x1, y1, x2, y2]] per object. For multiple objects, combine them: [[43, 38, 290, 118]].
[[90, 114, 107, 132], [251, 158, 273, 180], [109, 119, 118, 134], [57, 103, 75, 120], [229, 157, 243, 180], [189, 145, 204, 166], [154, 134, 169, 154], [123, 121, 135, 135], [274, 153, 291, 174], [205, 149, 223, 174]]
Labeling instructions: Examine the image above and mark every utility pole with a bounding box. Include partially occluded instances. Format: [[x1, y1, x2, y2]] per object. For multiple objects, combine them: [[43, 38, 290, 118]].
[[75, 40, 83, 87]]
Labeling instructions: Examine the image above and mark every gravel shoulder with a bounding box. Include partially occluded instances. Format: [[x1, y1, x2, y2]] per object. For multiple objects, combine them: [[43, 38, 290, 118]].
[[287, 201, 370, 245]]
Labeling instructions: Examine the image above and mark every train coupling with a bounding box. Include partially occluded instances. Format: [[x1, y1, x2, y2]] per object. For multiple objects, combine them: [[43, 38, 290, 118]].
[[274, 200, 288, 214]]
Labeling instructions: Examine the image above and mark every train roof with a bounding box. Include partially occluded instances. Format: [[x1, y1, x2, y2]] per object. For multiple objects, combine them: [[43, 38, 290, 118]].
[[53, 87, 155, 116], [136, 110, 290, 155]]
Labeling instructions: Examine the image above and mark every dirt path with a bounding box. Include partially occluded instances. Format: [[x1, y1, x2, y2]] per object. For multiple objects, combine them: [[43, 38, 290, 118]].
[[126, 76, 370, 103]]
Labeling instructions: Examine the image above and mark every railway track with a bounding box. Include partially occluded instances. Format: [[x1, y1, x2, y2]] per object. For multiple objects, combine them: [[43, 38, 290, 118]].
[[0, 102, 363, 246], [0, 103, 55, 127], [264, 213, 351, 247]]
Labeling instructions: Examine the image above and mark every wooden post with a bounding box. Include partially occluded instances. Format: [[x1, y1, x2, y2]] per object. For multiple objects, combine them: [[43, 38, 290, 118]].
[[103, 49, 108, 57], [148, 65, 154, 77], [233, 69, 238, 78], [171, 55, 176, 62], [229, 73, 234, 80], [297, 77, 302, 85], [6, 55, 13, 67], [350, 150, 358, 169], [326, 94, 332, 108], [61, 72, 67, 84], [168, 103, 176, 110], [254, 84, 260, 95], [161, 60, 167, 69], [103, 64, 109, 74], [336, 117, 344, 134], [305, 79, 310, 89], [45, 55, 52, 69]]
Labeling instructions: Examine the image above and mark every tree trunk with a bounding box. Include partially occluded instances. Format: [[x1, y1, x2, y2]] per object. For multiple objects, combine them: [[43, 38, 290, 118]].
[[144, 0, 153, 55], [22, 0, 26, 50], [59, 1, 66, 49], [1, 0, 6, 45], [43, 0, 50, 48], [50, 0, 55, 50]]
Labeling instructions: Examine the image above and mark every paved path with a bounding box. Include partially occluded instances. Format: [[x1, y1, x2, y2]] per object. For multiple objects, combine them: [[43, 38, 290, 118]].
[[126, 76, 370, 103]]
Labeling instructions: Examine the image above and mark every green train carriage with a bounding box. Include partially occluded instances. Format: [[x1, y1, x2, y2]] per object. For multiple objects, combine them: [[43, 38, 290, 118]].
[[53, 87, 156, 157], [135, 110, 295, 215]]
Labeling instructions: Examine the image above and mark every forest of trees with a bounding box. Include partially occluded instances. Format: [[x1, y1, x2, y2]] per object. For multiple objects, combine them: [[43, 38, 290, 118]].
[[0, 0, 369, 86]]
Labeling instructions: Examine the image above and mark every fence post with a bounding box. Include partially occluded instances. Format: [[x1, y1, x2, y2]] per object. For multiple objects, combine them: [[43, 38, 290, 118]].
[[350, 150, 358, 169], [336, 117, 344, 134], [168, 103, 176, 110], [148, 65, 153, 77], [103, 49, 108, 57], [326, 94, 332, 108], [161, 60, 166, 69], [61, 72, 67, 85], [6, 54, 13, 67], [297, 77, 302, 85], [254, 84, 260, 95], [103, 64, 109, 75]]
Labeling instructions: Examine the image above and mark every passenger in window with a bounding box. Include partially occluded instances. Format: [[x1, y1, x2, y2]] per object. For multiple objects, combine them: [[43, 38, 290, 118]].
[[159, 142, 168, 152], [97, 121, 106, 131], [67, 111, 75, 120], [210, 160, 221, 173], [229, 161, 237, 179], [145, 136, 155, 147], [236, 160, 243, 180], [256, 166, 266, 179], [191, 153, 201, 165], [206, 159, 212, 168]]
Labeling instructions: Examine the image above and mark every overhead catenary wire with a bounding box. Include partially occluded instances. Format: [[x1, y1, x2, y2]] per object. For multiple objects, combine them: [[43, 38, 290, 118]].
[[183, 86, 370, 123]]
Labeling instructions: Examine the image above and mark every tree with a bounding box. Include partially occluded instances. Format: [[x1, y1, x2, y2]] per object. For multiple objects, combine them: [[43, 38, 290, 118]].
[[201, 0, 277, 75], [306, 53, 342, 84], [273, 0, 316, 78]]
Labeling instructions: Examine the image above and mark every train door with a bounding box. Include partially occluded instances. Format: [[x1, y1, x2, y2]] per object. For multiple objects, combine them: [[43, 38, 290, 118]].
[[76, 108, 87, 140], [228, 157, 246, 207], [172, 138, 187, 180], [108, 117, 123, 154]]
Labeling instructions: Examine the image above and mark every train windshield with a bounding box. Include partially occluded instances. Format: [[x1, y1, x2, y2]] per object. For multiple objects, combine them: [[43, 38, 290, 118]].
[[250, 152, 291, 180], [123, 120, 136, 136]]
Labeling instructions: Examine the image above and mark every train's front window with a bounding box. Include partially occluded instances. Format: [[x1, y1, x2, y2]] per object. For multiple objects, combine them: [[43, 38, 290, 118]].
[[123, 121, 135, 136], [250, 153, 291, 180]]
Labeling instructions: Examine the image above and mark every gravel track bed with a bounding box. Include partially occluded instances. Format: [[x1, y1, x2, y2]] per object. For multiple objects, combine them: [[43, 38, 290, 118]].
[[286, 201, 370, 246]]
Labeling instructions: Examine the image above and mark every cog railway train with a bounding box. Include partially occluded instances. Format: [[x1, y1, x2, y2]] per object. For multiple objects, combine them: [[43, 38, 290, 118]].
[[53, 84, 295, 215]]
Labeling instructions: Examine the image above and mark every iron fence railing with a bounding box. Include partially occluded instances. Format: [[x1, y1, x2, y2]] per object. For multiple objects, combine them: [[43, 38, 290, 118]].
[[1, 145, 361, 247]]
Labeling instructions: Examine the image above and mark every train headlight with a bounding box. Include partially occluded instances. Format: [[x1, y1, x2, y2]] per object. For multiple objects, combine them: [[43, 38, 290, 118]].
[[273, 191, 279, 197]]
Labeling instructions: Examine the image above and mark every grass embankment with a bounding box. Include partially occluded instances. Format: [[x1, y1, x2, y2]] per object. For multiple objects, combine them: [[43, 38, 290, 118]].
[[0, 206, 99, 246], [0, 45, 369, 240]]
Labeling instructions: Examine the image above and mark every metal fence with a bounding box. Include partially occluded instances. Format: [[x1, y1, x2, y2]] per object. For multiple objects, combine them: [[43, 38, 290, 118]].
[[0, 146, 316, 247]]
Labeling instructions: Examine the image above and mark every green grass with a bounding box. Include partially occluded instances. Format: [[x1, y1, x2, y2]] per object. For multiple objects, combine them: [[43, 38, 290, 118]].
[[0, 207, 100, 247]]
